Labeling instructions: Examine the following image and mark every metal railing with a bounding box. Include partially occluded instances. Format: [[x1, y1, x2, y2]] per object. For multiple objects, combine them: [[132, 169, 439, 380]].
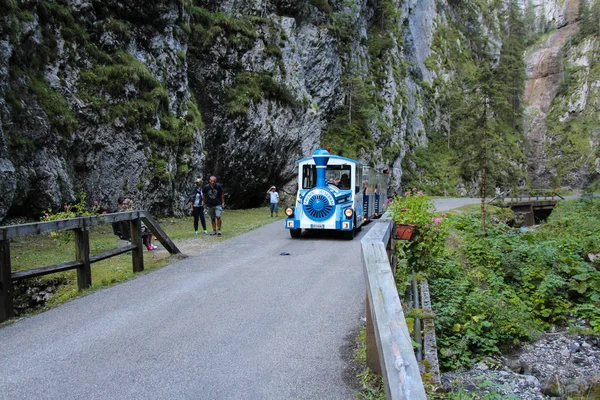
[[489, 188, 565, 203], [0, 211, 184, 322]]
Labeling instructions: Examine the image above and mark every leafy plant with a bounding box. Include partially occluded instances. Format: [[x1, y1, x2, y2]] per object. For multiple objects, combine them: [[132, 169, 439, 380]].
[[41, 193, 103, 241], [387, 188, 449, 272], [41, 193, 102, 222]]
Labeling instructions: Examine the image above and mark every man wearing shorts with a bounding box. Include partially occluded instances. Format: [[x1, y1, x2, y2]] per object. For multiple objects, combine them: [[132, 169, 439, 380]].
[[203, 176, 225, 236]]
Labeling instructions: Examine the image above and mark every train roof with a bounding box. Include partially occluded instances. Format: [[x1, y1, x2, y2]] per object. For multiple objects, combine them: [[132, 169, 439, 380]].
[[295, 154, 360, 165]]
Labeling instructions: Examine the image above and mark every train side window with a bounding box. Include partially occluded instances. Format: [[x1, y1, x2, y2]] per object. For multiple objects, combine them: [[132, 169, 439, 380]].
[[302, 165, 316, 189], [355, 168, 362, 194]]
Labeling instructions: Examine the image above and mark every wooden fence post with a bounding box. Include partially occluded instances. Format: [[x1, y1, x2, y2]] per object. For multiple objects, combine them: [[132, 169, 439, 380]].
[[130, 216, 144, 273], [74, 220, 92, 291], [0, 229, 14, 322]]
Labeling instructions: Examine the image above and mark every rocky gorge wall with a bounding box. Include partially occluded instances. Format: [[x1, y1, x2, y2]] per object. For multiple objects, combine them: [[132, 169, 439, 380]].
[[2, 0, 594, 222], [0, 0, 444, 220], [524, 0, 600, 189]]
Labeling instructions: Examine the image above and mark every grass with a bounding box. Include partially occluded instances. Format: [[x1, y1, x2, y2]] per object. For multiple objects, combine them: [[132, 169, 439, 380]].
[[7, 207, 283, 319], [354, 326, 386, 399]]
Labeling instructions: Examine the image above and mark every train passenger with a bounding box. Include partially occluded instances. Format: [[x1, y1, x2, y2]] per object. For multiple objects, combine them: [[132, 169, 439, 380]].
[[338, 173, 350, 189], [203, 176, 225, 236]]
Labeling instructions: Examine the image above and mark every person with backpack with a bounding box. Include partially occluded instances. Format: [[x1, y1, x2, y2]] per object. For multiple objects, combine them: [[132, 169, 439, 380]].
[[112, 196, 156, 250]]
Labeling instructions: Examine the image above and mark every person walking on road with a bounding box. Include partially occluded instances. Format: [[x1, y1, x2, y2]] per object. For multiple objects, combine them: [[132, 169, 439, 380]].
[[203, 176, 225, 236], [189, 178, 208, 235], [267, 186, 279, 217]]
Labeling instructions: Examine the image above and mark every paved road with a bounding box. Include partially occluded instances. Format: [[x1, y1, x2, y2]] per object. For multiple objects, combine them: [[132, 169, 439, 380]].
[[0, 221, 373, 399], [433, 197, 481, 212]]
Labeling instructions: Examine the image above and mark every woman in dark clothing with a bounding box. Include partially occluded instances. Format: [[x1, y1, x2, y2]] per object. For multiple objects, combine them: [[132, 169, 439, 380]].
[[189, 179, 207, 235]]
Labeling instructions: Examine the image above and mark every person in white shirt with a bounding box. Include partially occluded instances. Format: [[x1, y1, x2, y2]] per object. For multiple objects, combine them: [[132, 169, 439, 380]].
[[267, 186, 279, 217]]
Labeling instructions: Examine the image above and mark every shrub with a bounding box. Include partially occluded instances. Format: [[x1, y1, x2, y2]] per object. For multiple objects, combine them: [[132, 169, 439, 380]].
[[387, 188, 448, 272]]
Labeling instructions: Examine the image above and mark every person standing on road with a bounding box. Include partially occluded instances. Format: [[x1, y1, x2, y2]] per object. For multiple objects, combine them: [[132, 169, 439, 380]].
[[189, 178, 208, 235], [266, 186, 279, 217], [203, 176, 225, 236]]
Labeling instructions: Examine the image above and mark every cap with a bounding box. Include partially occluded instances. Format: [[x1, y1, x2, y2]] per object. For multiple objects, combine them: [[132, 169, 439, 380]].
[[270, 186, 276, 189], [195, 178, 202, 184]]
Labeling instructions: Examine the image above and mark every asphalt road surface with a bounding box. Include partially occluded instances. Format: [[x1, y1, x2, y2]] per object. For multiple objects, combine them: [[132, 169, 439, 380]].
[[0, 221, 374, 400]]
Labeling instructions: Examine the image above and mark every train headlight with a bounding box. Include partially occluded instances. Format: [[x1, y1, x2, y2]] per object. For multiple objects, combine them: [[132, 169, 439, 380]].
[[285, 207, 294, 217], [344, 208, 354, 219]]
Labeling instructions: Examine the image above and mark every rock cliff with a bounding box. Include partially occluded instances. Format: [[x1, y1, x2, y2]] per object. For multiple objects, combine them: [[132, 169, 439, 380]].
[[524, 0, 600, 188], [1, 0, 595, 221], [0, 0, 438, 219]]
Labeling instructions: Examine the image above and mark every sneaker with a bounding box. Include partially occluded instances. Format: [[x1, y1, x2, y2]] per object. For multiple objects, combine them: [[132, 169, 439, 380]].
[[210, 231, 217, 236], [203, 231, 208, 235], [147, 245, 153, 251], [194, 231, 198, 236], [217, 230, 222, 236], [152, 245, 158, 250]]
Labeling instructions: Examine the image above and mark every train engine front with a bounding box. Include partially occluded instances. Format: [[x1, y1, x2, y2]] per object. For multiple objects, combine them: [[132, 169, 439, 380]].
[[285, 148, 361, 240]]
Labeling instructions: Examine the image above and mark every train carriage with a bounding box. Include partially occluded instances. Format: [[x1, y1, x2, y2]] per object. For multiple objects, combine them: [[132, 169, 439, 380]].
[[284, 148, 389, 240]]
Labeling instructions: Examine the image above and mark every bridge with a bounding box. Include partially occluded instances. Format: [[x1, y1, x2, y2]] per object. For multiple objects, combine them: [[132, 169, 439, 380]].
[[491, 189, 565, 226]]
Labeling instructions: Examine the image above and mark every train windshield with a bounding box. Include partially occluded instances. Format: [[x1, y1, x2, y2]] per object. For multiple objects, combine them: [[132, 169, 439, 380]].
[[326, 165, 352, 189], [301, 164, 352, 189]]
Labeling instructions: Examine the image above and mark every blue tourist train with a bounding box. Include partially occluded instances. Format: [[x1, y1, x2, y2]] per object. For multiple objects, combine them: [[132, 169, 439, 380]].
[[285, 148, 389, 239]]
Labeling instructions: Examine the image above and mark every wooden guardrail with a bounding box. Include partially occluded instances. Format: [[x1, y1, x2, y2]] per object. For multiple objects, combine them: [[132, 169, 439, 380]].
[[0, 211, 184, 322], [361, 214, 427, 400]]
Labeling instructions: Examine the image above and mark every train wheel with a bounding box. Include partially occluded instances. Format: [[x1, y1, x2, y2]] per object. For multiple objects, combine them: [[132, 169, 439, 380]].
[[354, 216, 362, 232], [343, 230, 354, 240], [290, 229, 302, 238]]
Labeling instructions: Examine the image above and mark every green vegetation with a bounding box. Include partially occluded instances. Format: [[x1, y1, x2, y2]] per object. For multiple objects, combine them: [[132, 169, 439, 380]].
[[8, 207, 283, 318], [321, 70, 377, 160], [320, 0, 405, 164], [543, 30, 600, 186], [308, 0, 332, 14], [29, 76, 79, 134], [425, 198, 600, 370], [388, 189, 449, 271], [403, 1, 528, 195], [77, 46, 203, 182], [2, 0, 204, 189], [188, 5, 263, 52], [572, 0, 600, 44], [225, 71, 298, 117], [354, 326, 386, 400]]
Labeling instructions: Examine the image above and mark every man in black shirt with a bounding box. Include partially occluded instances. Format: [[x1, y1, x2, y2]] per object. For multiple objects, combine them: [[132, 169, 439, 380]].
[[203, 175, 225, 236]]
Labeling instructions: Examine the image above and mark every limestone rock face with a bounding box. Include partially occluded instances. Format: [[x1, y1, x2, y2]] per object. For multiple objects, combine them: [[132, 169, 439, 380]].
[[0, 157, 16, 221], [0, 0, 202, 220], [0, 0, 521, 219], [524, 10, 599, 189]]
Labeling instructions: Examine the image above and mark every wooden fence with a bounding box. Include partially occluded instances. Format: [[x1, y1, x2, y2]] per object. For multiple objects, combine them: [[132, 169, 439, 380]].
[[361, 213, 438, 399], [0, 211, 184, 322]]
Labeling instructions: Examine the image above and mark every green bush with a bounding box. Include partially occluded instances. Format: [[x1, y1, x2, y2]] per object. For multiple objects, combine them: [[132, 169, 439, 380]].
[[388, 189, 449, 272], [429, 198, 600, 370]]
